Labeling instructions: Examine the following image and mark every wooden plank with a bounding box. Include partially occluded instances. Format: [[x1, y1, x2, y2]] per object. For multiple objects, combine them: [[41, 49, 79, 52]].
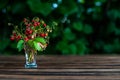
[[0, 69, 120, 76], [0, 55, 120, 80], [1, 75, 120, 80], [0, 55, 120, 69]]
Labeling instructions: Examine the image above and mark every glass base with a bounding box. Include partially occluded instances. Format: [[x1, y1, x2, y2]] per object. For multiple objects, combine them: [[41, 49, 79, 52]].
[[25, 64, 37, 68]]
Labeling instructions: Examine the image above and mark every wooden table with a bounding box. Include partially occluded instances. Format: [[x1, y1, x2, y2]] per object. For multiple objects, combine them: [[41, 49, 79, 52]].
[[0, 55, 120, 80]]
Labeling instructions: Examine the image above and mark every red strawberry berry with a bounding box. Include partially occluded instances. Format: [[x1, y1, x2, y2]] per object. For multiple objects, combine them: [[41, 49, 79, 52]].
[[25, 31, 29, 35], [27, 35, 32, 39], [16, 35, 21, 39], [16, 35, 21, 41], [37, 22, 40, 26], [26, 23, 31, 27], [45, 33, 48, 36], [26, 28, 30, 31], [43, 23, 46, 27], [29, 30, 33, 34], [24, 37, 29, 42], [25, 28, 32, 35], [10, 36, 15, 41], [25, 30, 29, 35], [13, 33, 16, 36], [40, 33, 45, 37], [33, 22, 38, 27], [32, 20, 35, 22], [25, 28, 33, 35]]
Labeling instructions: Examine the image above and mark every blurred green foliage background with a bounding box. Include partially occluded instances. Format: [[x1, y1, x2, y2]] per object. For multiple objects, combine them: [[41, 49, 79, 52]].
[[0, 0, 120, 55]]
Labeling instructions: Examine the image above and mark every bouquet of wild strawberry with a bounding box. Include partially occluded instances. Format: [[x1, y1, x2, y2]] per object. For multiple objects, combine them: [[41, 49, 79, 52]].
[[10, 17, 56, 52], [10, 17, 57, 68]]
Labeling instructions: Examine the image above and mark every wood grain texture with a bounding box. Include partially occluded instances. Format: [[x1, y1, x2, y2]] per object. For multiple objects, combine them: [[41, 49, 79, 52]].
[[0, 55, 120, 80]]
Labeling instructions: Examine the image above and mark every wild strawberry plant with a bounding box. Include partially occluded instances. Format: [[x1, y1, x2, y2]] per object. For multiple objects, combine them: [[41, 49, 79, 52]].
[[10, 17, 57, 52]]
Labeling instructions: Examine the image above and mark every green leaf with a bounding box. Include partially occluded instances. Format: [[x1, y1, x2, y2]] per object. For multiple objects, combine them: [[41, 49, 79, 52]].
[[56, 40, 69, 55], [63, 28, 76, 41], [0, 0, 8, 10], [95, 0, 107, 3], [33, 41, 42, 51], [83, 24, 93, 34], [17, 40, 24, 52], [107, 9, 120, 20], [69, 44, 77, 55], [0, 38, 10, 51], [72, 22, 83, 31], [112, 38, 120, 51], [34, 37, 46, 44], [103, 44, 113, 53], [107, 22, 116, 33], [27, 0, 52, 16], [27, 40, 34, 48], [11, 3, 26, 14], [78, 0, 85, 4], [76, 39, 88, 55], [95, 40, 104, 49], [58, 0, 78, 15], [115, 28, 120, 35]]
